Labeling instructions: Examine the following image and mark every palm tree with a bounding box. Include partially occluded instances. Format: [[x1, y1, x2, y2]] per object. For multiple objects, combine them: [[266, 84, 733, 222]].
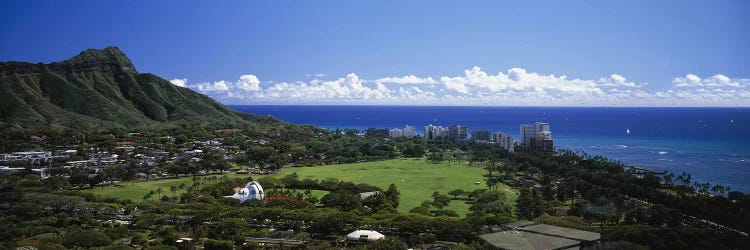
[[663, 172, 675, 186], [486, 177, 497, 190], [701, 182, 711, 194], [711, 184, 724, 195], [676, 173, 685, 186], [453, 151, 466, 165], [170, 185, 177, 200], [156, 187, 163, 199]]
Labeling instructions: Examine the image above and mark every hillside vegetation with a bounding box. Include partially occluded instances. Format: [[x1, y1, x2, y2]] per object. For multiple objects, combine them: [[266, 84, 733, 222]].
[[0, 46, 277, 130]]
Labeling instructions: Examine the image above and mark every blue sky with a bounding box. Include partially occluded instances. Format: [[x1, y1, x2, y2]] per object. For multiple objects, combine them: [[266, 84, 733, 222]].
[[1, 0, 749, 106]]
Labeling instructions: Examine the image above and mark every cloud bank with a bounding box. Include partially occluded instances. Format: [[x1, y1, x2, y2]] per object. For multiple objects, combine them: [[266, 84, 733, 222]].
[[169, 78, 187, 87], [174, 68, 750, 106]]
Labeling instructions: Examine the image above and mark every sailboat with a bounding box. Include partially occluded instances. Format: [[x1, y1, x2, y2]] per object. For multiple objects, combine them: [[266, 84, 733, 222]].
[[626, 128, 631, 135]]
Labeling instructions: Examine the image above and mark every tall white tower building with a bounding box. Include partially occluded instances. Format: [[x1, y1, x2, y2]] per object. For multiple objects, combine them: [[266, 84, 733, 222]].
[[520, 122, 550, 145], [494, 132, 517, 152], [403, 125, 417, 137]]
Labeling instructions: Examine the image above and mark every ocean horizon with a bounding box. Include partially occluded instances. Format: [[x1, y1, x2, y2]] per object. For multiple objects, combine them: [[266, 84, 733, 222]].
[[232, 105, 750, 193]]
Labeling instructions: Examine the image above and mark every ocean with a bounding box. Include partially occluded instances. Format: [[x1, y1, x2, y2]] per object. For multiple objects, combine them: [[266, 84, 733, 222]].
[[231, 105, 750, 193]]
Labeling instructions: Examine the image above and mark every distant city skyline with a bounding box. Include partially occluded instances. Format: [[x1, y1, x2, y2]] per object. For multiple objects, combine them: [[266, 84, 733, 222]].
[[1, 1, 748, 106]]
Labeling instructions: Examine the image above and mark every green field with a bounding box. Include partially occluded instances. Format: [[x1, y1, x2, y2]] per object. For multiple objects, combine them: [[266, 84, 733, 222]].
[[280, 158, 517, 217], [86, 174, 247, 201], [86, 158, 517, 217]]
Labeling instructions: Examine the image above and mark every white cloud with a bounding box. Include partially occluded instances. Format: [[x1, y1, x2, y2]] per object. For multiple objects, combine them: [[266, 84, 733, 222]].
[[372, 75, 436, 84], [195, 80, 230, 92], [599, 74, 640, 87], [673, 74, 706, 87], [192, 75, 261, 93], [237, 75, 261, 91], [169, 78, 187, 87], [439, 66, 604, 95], [440, 75, 469, 94], [263, 73, 391, 101], [375, 82, 389, 93], [184, 69, 750, 106], [673, 74, 744, 87]]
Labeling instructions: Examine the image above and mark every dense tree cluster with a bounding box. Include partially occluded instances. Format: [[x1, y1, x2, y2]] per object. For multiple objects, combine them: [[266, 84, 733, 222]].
[[475, 145, 750, 249], [0, 172, 500, 249], [2, 124, 749, 249]]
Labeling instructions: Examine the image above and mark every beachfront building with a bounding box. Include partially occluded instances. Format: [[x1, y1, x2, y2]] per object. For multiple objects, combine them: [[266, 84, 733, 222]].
[[403, 125, 417, 137], [439, 127, 449, 140], [520, 122, 554, 152], [471, 130, 492, 142], [389, 128, 403, 138], [424, 124, 448, 141], [494, 132, 516, 152], [520, 122, 550, 145], [449, 124, 469, 141], [424, 125, 436, 140], [391, 125, 417, 138], [530, 133, 554, 153]]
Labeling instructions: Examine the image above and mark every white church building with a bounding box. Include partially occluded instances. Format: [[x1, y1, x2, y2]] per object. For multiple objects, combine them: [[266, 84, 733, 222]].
[[225, 181, 265, 202]]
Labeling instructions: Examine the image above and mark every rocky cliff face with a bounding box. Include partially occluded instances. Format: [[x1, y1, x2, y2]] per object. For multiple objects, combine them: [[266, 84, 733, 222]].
[[0, 46, 269, 130]]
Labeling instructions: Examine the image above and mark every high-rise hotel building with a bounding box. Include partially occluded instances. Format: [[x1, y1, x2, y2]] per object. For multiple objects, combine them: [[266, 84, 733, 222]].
[[520, 122, 554, 152], [449, 124, 469, 141], [471, 130, 492, 142], [403, 125, 417, 137], [493, 132, 516, 152]]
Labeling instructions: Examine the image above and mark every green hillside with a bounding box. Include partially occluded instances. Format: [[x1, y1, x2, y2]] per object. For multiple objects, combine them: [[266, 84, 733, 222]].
[[0, 46, 276, 130]]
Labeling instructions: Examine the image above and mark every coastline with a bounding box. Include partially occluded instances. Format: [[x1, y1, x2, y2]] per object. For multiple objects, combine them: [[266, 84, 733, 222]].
[[231, 105, 750, 193]]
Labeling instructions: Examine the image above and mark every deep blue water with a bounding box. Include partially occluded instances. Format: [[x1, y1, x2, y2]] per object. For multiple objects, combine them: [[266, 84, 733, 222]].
[[231, 105, 750, 193]]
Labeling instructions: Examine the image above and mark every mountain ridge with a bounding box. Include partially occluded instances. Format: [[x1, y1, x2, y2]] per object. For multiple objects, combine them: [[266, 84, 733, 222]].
[[0, 46, 277, 131]]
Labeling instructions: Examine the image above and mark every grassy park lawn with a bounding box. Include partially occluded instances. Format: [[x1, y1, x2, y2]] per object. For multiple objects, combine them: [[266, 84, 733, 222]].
[[280, 158, 517, 217], [86, 158, 517, 217], [86, 173, 248, 201]]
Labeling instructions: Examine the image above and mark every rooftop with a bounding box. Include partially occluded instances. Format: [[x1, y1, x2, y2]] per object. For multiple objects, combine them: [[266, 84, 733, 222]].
[[481, 222, 601, 249], [520, 224, 601, 242], [503, 220, 537, 228], [479, 230, 580, 250]]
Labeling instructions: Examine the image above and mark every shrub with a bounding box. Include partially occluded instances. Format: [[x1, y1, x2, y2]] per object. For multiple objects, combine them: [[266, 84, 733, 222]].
[[61, 229, 112, 248], [143, 245, 178, 250], [204, 239, 234, 250]]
